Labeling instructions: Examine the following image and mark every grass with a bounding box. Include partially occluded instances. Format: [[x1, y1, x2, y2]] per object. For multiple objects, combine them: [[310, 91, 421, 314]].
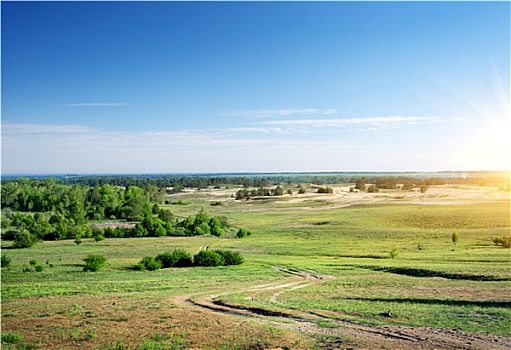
[[1, 184, 510, 348]]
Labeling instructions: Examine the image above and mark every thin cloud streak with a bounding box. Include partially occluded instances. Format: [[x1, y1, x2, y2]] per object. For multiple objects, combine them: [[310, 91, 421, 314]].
[[61, 103, 129, 107], [230, 108, 336, 118], [260, 116, 443, 128], [3, 123, 96, 134]]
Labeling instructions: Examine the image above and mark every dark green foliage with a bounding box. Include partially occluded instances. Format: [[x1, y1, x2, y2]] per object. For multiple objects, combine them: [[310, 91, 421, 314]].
[[34, 265, 44, 272], [298, 188, 306, 194], [13, 229, 37, 248], [193, 250, 225, 267], [1, 332, 22, 344], [94, 234, 105, 242], [29, 259, 38, 266], [236, 228, 251, 238], [74, 236, 82, 245], [156, 249, 193, 268], [137, 256, 162, 271], [1, 254, 12, 269], [213, 250, 244, 266], [83, 254, 107, 272]]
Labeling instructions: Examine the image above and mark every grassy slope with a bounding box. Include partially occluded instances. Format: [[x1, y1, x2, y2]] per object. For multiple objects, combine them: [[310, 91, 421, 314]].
[[2, 185, 510, 348]]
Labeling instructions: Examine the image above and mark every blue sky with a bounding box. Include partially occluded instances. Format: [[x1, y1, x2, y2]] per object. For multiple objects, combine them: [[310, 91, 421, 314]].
[[2, 1, 510, 174]]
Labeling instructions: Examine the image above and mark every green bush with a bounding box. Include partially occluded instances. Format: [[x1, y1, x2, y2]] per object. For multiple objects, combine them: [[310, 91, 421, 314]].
[[390, 249, 399, 259], [83, 254, 107, 272], [193, 250, 225, 267], [2, 332, 22, 344], [74, 236, 82, 245], [156, 249, 193, 268], [94, 234, 105, 242], [29, 259, 38, 266], [236, 228, 251, 238], [13, 229, 36, 248], [137, 256, 162, 271], [1, 254, 11, 269], [34, 265, 44, 272], [213, 250, 244, 266]]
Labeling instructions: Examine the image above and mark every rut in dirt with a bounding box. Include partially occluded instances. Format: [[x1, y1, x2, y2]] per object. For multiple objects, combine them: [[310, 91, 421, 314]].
[[175, 266, 511, 350]]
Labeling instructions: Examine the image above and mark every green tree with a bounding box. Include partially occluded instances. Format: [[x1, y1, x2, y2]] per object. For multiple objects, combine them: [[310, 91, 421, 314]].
[[83, 254, 107, 272]]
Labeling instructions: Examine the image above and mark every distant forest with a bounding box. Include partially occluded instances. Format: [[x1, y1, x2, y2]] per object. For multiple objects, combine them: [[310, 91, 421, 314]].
[[2, 171, 509, 191]]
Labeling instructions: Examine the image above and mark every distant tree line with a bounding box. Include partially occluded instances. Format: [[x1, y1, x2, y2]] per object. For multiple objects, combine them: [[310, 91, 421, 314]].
[[2, 172, 508, 192]]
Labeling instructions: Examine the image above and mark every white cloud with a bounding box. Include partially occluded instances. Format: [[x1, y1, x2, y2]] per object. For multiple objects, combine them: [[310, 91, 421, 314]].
[[230, 108, 336, 118], [2, 123, 95, 134], [61, 103, 128, 107], [260, 116, 443, 129]]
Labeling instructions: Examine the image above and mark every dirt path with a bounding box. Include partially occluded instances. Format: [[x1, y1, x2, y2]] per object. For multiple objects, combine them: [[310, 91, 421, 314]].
[[174, 266, 511, 349]]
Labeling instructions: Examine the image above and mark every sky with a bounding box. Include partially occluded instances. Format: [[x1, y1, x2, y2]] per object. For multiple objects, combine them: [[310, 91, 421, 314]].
[[1, 1, 510, 175]]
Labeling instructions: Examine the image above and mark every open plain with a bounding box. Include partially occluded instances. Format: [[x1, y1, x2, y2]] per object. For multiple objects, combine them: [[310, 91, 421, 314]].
[[2, 183, 510, 349]]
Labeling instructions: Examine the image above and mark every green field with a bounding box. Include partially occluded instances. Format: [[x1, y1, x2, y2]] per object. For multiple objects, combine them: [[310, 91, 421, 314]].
[[1, 184, 510, 349]]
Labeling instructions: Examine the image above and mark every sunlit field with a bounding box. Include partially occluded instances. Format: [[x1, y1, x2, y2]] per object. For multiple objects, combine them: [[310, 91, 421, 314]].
[[2, 183, 510, 349]]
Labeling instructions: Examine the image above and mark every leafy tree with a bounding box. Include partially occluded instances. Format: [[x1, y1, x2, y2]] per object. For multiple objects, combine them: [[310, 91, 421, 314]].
[[355, 179, 366, 191], [156, 249, 193, 268], [273, 186, 284, 196], [367, 185, 379, 193], [209, 217, 222, 237]]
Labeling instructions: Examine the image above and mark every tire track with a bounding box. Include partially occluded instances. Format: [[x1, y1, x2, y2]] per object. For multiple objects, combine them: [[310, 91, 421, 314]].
[[174, 266, 511, 349]]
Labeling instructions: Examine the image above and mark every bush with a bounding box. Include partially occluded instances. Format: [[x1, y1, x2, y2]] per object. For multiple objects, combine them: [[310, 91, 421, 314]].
[[34, 265, 44, 272], [74, 236, 82, 245], [137, 256, 162, 271], [317, 186, 333, 194], [94, 234, 105, 242], [1, 332, 22, 344], [236, 228, 251, 238], [156, 249, 193, 268], [493, 236, 511, 248], [298, 188, 306, 194], [83, 254, 107, 272], [389, 249, 399, 259], [193, 250, 225, 267], [452, 232, 459, 245], [214, 250, 244, 266], [29, 259, 38, 266], [13, 229, 36, 248], [1, 254, 11, 269], [367, 185, 379, 193]]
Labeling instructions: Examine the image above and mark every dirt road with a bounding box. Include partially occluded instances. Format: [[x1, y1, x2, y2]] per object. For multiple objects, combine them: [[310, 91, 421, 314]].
[[175, 266, 511, 349]]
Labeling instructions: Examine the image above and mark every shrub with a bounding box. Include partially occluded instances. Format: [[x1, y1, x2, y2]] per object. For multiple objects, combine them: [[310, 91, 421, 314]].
[[298, 188, 306, 194], [236, 228, 251, 238], [74, 236, 82, 245], [34, 265, 44, 272], [83, 254, 107, 272], [156, 249, 193, 268], [29, 259, 38, 266], [193, 250, 225, 267], [1, 254, 12, 269], [452, 232, 459, 245], [137, 256, 162, 271], [367, 185, 379, 193], [493, 236, 511, 248], [390, 249, 399, 259], [317, 186, 333, 194], [214, 250, 244, 266], [94, 234, 105, 242], [13, 229, 36, 248], [1, 332, 22, 344]]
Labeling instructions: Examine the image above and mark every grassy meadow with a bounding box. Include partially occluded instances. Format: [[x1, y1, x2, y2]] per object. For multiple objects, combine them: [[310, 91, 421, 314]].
[[1, 183, 510, 349]]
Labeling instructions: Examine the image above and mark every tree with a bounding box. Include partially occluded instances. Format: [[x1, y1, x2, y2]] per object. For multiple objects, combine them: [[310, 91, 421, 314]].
[[13, 229, 36, 248], [83, 254, 107, 272], [355, 179, 365, 191]]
